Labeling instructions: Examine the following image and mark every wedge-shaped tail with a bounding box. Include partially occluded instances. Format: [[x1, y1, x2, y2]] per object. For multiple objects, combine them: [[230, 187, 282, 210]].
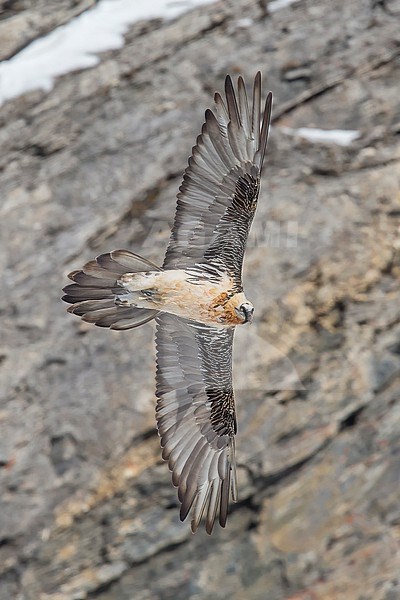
[[62, 249, 161, 330]]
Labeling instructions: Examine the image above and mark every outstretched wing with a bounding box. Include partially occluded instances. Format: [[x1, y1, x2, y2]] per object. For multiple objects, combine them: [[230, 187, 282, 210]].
[[155, 313, 237, 534], [163, 72, 272, 285]]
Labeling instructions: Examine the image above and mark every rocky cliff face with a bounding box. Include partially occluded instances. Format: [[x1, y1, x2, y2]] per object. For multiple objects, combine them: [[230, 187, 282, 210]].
[[1, 0, 399, 598]]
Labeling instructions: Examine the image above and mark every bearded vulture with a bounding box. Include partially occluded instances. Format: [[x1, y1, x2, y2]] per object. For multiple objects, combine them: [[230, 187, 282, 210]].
[[63, 72, 272, 534]]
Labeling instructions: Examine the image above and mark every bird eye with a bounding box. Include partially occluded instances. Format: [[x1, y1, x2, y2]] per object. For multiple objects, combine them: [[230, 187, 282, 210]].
[[141, 289, 153, 297]]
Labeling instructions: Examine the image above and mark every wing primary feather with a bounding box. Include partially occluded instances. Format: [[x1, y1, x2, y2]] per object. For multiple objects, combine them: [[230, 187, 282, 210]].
[[191, 482, 212, 533], [219, 464, 231, 528], [237, 75, 251, 140], [205, 480, 221, 535], [225, 75, 241, 129], [180, 482, 199, 522], [214, 91, 229, 122], [226, 77, 248, 162], [255, 91, 273, 171], [227, 120, 246, 163], [251, 71, 261, 150], [230, 438, 238, 502]]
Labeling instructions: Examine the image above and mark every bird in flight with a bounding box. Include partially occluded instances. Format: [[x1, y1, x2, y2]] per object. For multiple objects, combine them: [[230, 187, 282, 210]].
[[63, 73, 272, 534]]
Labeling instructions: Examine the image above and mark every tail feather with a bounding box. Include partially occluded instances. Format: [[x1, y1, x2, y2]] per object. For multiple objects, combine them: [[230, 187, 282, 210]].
[[68, 299, 116, 315], [62, 285, 115, 302], [62, 249, 161, 330]]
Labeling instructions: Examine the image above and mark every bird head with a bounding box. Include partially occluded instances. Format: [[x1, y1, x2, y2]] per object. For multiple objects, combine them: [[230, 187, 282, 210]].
[[234, 300, 254, 324]]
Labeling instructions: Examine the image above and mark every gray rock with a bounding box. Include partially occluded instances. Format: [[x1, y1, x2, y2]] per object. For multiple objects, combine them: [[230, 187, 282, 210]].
[[0, 1, 96, 61], [0, 0, 399, 598]]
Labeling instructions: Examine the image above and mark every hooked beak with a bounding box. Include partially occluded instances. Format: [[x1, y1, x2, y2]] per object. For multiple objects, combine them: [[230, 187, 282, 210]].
[[243, 306, 254, 323]]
